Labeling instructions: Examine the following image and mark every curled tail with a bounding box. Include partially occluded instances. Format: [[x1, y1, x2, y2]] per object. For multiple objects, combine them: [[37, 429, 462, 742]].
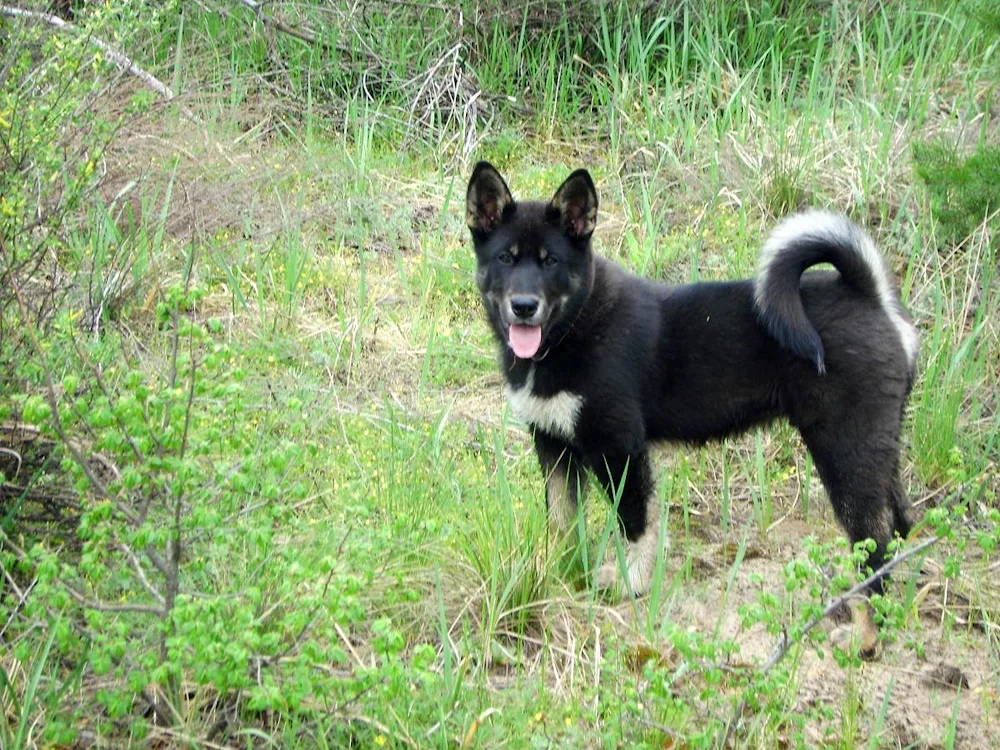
[[753, 211, 919, 376]]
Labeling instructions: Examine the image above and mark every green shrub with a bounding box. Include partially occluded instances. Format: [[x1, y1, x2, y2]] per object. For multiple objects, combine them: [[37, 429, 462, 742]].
[[913, 141, 1000, 246]]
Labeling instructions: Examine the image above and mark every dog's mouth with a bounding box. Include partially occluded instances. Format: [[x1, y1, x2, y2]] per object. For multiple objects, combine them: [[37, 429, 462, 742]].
[[508, 324, 543, 359]]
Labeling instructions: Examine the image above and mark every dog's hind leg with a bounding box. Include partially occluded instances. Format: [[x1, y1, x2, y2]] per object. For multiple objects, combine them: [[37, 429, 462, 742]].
[[801, 423, 902, 658], [889, 469, 913, 540], [823, 476, 892, 660], [534, 432, 586, 541], [591, 452, 667, 597]]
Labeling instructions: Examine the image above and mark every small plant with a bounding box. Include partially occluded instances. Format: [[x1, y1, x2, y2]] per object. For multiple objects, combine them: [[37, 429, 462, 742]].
[[764, 167, 812, 217], [912, 0, 1000, 248], [458, 428, 549, 639], [913, 141, 1000, 246]]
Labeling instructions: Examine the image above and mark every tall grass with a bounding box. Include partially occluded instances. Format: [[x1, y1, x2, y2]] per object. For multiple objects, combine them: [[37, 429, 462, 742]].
[[911, 235, 999, 486]]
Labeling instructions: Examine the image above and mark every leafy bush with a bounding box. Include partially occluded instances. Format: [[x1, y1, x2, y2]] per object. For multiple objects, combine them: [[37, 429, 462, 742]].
[[2, 0, 999, 746]]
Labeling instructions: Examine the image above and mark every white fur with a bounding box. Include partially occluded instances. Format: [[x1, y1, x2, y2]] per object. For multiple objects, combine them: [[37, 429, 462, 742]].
[[545, 464, 577, 537], [504, 366, 583, 442], [595, 496, 667, 596], [755, 211, 919, 369]]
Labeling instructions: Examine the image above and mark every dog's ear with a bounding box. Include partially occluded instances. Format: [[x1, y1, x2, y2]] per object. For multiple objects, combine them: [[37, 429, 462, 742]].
[[466, 161, 514, 236], [547, 169, 598, 240]]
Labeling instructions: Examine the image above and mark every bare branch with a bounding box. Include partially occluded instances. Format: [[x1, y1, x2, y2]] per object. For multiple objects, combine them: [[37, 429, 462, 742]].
[[119, 542, 167, 607], [0, 446, 23, 477], [719, 529, 961, 745], [140, 687, 179, 733], [63, 585, 166, 615], [364, 0, 454, 12], [145, 545, 172, 579], [234, 0, 325, 46], [0, 4, 199, 122]]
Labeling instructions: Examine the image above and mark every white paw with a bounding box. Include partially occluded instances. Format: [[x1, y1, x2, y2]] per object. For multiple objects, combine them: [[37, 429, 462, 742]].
[[829, 601, 880, 661], [595, 560, 622, 591], [593, 501, 668, 598], [829, 625, 859, 649], [594, 533, 665, 597]]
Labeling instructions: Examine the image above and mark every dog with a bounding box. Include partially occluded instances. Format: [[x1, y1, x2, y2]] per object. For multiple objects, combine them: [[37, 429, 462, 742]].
[[465, 161, 919, 655]]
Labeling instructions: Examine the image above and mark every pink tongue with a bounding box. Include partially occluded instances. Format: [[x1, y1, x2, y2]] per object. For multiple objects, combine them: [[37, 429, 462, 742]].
[[509, 324, 542, 359]]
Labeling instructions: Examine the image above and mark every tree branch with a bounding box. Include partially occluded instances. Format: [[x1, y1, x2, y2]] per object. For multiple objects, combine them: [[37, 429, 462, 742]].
[[64, 585, 166, 615], [119, 542, 167, 607], [719, 529, 958, 745], [1, 528, 165, 616], [0, 4, 199, 122], [234, 0, 324, 46]]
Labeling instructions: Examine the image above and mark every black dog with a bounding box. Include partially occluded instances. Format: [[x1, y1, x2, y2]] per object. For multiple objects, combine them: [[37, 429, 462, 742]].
[[466, 162, 918, 654]]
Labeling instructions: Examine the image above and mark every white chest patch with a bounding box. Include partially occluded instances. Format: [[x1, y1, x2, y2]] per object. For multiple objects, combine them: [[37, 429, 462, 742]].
[[504, 366, 583, 442]]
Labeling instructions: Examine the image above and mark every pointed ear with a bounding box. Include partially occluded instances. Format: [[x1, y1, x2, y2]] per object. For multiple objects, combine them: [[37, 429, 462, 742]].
[[466, 161, 514, 235], [547, 169, 598, 239]]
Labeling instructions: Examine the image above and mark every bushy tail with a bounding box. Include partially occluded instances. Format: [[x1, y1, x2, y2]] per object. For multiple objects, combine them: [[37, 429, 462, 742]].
[[753, 211, 919, 375]]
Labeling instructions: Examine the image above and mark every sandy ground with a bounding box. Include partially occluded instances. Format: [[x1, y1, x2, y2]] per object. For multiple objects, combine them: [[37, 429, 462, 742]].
[[662, 516, 999, 748]]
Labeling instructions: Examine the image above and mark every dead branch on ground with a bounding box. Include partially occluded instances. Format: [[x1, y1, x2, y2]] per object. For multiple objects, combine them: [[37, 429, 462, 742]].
[[0, 3, 199, 122]]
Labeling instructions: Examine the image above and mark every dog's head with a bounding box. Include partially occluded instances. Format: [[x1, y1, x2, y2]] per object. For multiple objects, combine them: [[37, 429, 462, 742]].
[[465, 161, 598, 360]]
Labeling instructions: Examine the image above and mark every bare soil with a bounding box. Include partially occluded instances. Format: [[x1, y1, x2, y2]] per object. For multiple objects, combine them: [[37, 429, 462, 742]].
[[663, 513, 999, 748]]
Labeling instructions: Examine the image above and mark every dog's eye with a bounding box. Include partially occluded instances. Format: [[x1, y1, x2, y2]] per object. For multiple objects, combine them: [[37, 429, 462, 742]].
[[542, 255, 558, 268], [497, 251, 514, 265]]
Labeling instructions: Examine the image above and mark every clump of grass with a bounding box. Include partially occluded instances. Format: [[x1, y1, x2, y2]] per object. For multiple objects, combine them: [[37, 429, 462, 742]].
[[764, 168, 813, 217], [913, 141, 1000, 247], [457, 429, 550, 639], [965, 0, 1000, 34], [910, 0, 1000, 248], [911, 236, 998, 486]]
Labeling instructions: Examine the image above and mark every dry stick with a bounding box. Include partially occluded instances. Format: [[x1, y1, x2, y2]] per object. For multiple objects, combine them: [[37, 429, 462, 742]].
[[0, 4, 199, 123], [120, 541, 168, 607], [367, 0, 454, 12], [719, 530, 953, 746], [231, 0, 397, 68], [234, 0, 328, 47]]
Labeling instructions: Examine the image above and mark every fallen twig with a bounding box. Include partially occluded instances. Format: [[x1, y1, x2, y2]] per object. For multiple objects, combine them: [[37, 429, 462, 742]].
[[234, 0, 332, 48], [0, 4, 199, 122], [719, 529, 959, 745]]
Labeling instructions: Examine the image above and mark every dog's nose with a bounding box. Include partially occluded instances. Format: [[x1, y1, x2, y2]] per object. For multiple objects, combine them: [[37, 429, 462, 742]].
[[510, 295, 540, 320]]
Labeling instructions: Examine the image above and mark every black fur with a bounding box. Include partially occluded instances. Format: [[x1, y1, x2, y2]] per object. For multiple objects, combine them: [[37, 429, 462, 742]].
[[466, 161, 917, 600]]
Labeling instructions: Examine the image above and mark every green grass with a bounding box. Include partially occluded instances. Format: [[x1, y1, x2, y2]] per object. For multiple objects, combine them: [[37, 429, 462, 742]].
[[2, 0, 1000, 747]]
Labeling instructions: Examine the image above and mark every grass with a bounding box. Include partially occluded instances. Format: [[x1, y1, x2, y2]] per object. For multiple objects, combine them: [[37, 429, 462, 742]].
[[1, 0, 999, 747]]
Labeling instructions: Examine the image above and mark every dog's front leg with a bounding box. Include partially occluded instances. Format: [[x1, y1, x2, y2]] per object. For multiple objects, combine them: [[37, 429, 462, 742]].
[[534, 432, 585, 541], [592, 451, 667, 597]]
